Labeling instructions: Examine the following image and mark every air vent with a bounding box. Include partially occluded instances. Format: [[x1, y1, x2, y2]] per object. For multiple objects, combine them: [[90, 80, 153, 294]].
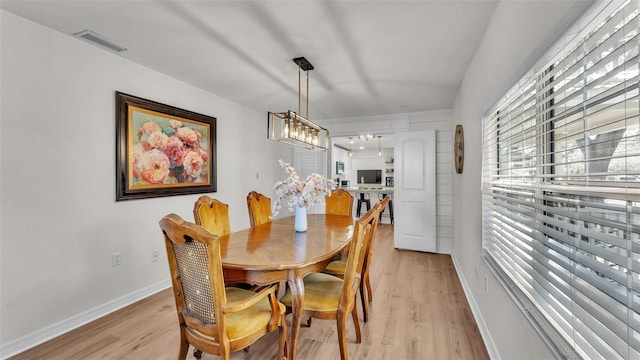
[[73, 30, 128, 53]]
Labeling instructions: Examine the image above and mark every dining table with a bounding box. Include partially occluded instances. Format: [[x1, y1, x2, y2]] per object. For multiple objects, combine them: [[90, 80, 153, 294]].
[[218, 213, 355, 360]]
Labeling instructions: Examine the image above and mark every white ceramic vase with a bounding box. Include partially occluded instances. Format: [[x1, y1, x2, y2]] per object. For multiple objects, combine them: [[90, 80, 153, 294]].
[[294, 205, 308, 232]]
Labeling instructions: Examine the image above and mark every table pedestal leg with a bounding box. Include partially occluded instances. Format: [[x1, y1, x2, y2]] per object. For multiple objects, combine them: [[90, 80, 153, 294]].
[[287, 273, 305, 360]]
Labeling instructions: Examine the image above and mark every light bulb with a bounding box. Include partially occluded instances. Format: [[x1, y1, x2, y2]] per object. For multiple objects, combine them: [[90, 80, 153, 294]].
[[299, 125, 306, 141]]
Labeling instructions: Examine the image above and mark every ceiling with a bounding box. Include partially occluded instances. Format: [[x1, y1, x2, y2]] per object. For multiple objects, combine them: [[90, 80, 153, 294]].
[[1, 1, 592, 122]]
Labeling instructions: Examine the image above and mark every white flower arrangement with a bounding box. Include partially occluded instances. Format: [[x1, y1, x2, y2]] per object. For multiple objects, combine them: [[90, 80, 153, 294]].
[[272, 159, 333, 216]]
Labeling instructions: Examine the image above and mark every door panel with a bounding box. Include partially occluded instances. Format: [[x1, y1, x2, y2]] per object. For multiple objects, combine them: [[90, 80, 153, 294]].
[[403, 201, 426, 235], [403, 141, 425, 190]]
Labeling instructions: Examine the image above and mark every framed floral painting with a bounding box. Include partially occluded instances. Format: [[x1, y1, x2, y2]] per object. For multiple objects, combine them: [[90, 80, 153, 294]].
[[116, 92, 217, 201]]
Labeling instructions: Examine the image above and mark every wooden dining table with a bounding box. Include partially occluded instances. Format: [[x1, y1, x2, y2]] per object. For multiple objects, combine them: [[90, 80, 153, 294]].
[[218, 213, 355, 360]]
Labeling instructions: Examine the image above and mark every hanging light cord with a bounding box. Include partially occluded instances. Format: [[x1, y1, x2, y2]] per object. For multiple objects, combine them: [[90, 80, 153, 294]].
[[296, 63, 311, 120], [298, 65, 301, 115], [306, 70, 309, 119]]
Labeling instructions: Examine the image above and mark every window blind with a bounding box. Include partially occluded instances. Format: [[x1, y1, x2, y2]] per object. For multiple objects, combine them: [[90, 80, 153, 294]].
[[482, 1, 640, 359]]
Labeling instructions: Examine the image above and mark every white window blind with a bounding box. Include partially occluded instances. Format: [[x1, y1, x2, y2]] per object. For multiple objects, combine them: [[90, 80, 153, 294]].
[[482, 1, 640, 359]]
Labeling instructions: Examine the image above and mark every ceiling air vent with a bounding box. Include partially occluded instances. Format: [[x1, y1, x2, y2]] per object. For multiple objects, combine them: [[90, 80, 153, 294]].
[[73, 30, 128, 53]]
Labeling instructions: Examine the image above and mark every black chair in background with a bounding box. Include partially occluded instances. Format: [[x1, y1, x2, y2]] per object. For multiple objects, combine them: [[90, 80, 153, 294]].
[[356, 193, 371, 217]]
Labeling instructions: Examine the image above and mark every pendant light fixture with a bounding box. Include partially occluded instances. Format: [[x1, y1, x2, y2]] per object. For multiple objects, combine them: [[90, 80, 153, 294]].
[[348, 136, 353, 157], [267, 57, 329, 150], [377, 135, 382, 156]]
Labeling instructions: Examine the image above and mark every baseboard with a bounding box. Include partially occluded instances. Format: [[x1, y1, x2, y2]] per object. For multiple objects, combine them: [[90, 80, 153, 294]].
[[0, 279, 171, 359], [451, 254, 500, 360]]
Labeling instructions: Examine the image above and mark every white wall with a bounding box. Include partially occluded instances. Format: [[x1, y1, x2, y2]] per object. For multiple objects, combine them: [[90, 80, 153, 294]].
[[450, 1, 594, 359], [0, 10, 290, 357], [331, 146, 351, 185], [320, 109, 453, 253], [349, 149, 390, 186]]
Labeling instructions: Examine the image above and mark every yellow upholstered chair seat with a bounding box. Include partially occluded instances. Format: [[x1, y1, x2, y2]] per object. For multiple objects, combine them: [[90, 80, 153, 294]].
[[192, 287, 286, 341], [323, 258, 347, 276], [280, 273, 343, 312]]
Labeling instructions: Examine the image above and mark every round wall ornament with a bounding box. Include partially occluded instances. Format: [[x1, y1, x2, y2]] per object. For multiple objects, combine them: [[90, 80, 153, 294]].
[[454, 124, 464, 174]]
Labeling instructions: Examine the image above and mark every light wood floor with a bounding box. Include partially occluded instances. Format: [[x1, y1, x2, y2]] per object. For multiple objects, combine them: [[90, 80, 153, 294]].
[[10, 224, 489, 360]]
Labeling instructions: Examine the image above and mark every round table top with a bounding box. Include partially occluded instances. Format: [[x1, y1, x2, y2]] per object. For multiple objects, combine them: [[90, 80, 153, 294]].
[[219, 214, 354, 271]]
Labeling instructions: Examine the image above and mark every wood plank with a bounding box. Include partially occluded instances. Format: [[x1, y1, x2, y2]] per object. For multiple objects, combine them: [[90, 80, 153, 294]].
[[9, 224, 489, 360]]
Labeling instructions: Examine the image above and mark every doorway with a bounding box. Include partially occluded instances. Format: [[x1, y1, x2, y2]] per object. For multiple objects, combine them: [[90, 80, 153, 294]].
[[330, 134, 394, 188]]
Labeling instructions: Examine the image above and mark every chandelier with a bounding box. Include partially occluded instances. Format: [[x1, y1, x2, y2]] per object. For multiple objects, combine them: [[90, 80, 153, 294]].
[[267, 57, 329, 150]]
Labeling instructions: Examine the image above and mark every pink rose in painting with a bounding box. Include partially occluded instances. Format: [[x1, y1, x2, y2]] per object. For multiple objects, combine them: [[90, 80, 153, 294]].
[[176, 127, 201, 145], [147, 131, 168, 149], [183, 151, 204, 178], [140, 141, 152, 151], [164, 136, 185, 167], [141, 149, 171, 184], [169, 120, 182, 129], [138, 121, 162, 137], [131, 143, 145, 179], [196, 146, 209, 161]]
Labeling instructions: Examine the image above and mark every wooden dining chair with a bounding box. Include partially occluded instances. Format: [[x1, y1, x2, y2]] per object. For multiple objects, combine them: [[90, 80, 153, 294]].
[[315, 188, 353, 302], [322, 196, 388, 323], [194, 195, 259, 291], [280, 207, 379, 360], [325, 189, 354, 216], [193, 195, 231, 237], [360, 196, 389, 320], [159, 213, 287, 360], [247, 191, 272, 227]]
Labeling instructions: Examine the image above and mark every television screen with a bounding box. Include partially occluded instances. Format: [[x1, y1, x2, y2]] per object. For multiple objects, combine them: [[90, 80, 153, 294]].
[[357, 169, 382, 184]]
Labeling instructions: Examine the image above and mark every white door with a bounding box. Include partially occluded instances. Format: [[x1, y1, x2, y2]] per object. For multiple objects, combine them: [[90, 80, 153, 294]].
[[393, 130, 436, 252]]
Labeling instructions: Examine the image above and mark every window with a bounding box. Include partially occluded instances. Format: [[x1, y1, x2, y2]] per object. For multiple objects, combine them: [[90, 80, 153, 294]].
[[482, 1, 640, 358]]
